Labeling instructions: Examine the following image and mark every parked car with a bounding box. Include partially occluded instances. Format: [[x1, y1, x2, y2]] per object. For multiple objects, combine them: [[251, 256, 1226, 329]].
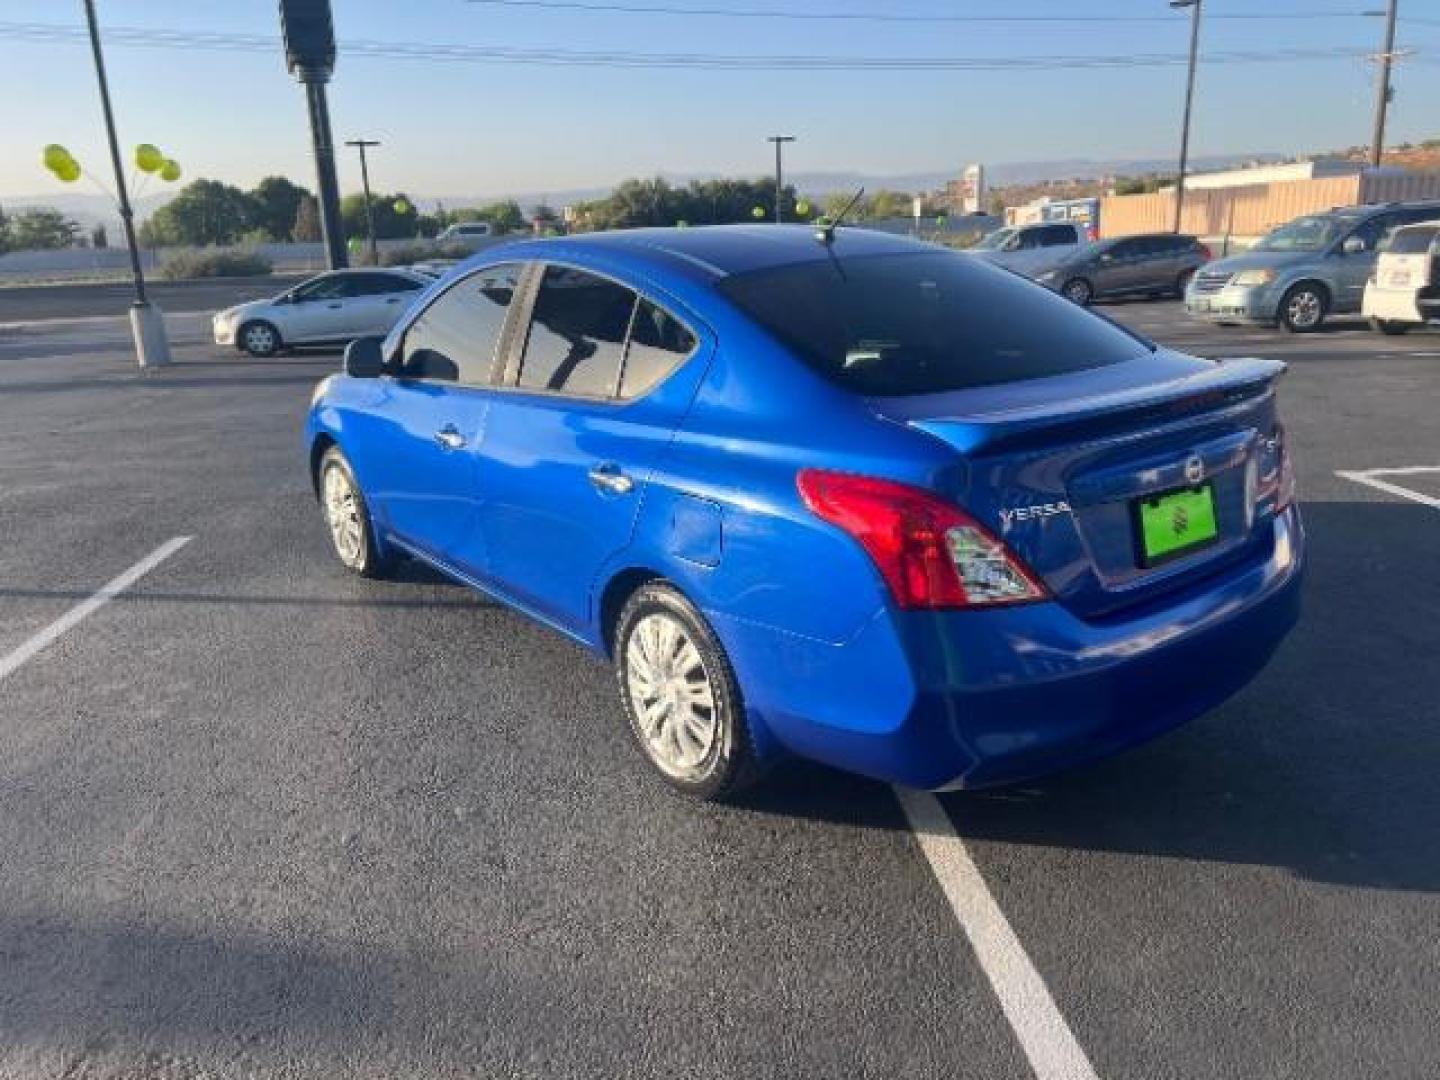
[[1036, 233, 1210, 305], [214, 269, 430, 357], [407, 258, 461, 280], [435, 221, 502, 251], [307, 226, 1303, 800], [967, 221, 1086, 276], [1185, 200, 1440, 333], [1362, 218, 1440, 335]]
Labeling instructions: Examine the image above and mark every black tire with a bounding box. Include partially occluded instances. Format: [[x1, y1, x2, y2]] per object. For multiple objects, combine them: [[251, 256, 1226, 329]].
[[1278, 283, 1328, 334], [1061, 278, 1093, 306], [237, 319, 282, 357], [1174, 268, 1196, 298], [1368, 318, 1410, 336], [614, 581, 757, 801], [317, 446, 392, 578]]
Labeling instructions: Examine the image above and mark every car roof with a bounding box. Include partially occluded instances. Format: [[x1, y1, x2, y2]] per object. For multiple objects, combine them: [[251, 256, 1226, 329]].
[[478, 224, 935, 283]]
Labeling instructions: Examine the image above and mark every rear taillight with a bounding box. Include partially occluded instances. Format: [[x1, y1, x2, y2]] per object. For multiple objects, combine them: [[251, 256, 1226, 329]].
[[796, 469, 1048, 610], [1254, 424, 1296, 512], [1198, 243, 1212, 260]]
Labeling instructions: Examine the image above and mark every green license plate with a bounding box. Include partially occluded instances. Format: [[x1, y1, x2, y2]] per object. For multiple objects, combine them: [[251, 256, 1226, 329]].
[[1135, 484, 1218, 565]]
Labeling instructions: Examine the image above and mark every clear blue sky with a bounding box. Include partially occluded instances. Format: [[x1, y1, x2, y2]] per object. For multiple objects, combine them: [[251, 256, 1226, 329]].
[[2, 0, 1437, 203]]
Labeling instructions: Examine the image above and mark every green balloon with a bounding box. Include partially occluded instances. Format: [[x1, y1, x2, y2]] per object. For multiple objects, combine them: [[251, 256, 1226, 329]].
[[393, 198, 413, 215], [42, 144, 75, 173], [675, 220, 689, 229], [795, 200, 811, 216], [56, 159, 81, 184], [159, 159, 181, 183], [751, 206, 765, 219], [348, 237, 362, 251], [135, 143, 164, 173]]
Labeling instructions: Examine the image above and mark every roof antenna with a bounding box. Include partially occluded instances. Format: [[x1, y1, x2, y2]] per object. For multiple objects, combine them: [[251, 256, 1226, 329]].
[[814, 187, 865, 245]]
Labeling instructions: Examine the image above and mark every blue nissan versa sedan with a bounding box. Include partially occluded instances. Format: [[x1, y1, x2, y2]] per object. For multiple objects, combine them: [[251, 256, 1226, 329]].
[[305, 225, 1303, 800]]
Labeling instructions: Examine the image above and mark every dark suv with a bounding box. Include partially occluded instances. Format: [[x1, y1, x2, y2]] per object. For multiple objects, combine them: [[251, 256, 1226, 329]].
[[1036, 233, 1210, 305]]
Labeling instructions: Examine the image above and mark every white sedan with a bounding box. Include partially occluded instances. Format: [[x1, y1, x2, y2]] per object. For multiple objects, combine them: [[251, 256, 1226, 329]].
[[213, 269, 431, 357]]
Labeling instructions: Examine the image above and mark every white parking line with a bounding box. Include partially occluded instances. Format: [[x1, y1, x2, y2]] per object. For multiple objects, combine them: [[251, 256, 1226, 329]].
[[896, 787, 1100, 1080], [0, 536, 191, 684], [1336, 467, 1440, 511]]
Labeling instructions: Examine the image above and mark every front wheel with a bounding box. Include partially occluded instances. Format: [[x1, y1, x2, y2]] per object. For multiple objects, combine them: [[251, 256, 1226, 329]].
[[1368, 318, 1410, 336], [1061, 278, 1093, 306], [238, 320, 282, 357], [614, 583, 756, 801], [1279, 284, 1327, 333], [318, 446, 391, 578]]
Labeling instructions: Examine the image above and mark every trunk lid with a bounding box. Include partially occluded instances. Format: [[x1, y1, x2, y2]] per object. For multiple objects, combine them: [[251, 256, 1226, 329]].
[[875, 351, 1287, 619]]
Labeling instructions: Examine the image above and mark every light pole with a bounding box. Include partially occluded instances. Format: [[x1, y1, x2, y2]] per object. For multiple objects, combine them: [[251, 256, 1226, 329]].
[[1368, 0, 1399, 168], [83, 0, 170, 367], [346, 138, 381, 263], [280, 0, 347, 269], [1170, 0, 1202, 234], [767, 135, 795, 224]]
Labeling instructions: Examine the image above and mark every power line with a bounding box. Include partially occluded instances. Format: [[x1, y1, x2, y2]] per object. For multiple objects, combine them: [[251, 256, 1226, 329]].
[[463, 0, 1378, 24], [0, 22, 1385, 71]]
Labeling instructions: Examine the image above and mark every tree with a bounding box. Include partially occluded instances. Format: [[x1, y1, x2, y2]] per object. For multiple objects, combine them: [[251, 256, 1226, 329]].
[[140, 179, 257, 246], [340, 190, 420, 242], [8, 208, 79, 250], [292, 195, 321, 242], [90, 223, 109, 249], [0, 203, 9, 254], [250, 176, 310, 241]]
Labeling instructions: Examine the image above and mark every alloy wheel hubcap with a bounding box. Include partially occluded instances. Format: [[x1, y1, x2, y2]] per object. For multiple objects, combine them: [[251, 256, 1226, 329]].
[[1288, 292, 1321, 327], [322, 465, 364, 567], [625, 613, 718, 780], [1065, 282, 1089, 303], [246, 326, 275, 352]]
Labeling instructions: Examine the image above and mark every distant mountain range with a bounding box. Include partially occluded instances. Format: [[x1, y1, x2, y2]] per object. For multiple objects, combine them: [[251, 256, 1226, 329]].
[[2, 152, 1287, 227]]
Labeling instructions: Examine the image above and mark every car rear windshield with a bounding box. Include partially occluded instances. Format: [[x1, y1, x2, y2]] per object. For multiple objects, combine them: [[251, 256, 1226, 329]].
[[1385, 226, 1439, 254], [717, 251, 1150, 397]]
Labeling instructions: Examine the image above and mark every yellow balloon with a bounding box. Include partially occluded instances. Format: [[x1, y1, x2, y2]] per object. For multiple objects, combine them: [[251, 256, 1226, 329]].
[[393, 198, 412, 215], [159, 159, 181, 183], [135, 143, 164, 173], [795, 200, 811, 216], [42, 144, 75, 173], [751, 206, 765, 219], [56, 159, 81, 184]]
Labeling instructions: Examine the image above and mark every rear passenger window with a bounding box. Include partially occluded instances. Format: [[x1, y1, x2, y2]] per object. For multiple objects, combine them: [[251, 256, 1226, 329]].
[[518, 266, 636, 397], [1040, 225, 1076, 247], [399, 263, 519, 384], [621, 300, 696, 399]]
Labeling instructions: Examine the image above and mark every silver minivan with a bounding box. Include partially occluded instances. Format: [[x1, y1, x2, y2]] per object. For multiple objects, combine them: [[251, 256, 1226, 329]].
[[1185, 201, 1440, 333], [968, 221, 1086, 277]]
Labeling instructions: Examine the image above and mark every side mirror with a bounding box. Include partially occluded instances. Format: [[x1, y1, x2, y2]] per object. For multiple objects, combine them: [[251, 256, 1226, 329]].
[[1343, 236, 1367, 255], [343, 336, 386, 378]]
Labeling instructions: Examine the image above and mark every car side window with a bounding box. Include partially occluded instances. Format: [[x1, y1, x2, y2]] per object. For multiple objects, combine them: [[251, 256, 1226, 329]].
[[398, 263, 520, 385], [1348, 214, 1396, 253], [292, 275, 353, 302], [371, 273, 423, 294], [517, 266, 637, 398], [1040, 225, 1075, 247], [1107, 239, 1139, 260], [620, 299, 697, 399]]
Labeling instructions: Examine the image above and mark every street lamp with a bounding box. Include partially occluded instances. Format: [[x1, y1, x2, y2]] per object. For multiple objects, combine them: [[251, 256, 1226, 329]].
[[345, 138, 381, 263], [82, 0, 170, 368], [1170, 0, 1202, 235], [767, 135, 796, 224]]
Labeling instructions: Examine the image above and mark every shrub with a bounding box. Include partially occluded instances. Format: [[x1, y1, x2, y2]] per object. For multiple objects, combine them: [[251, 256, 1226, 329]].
[[158, 249, 273, 280], [378, 242, 476, 267]]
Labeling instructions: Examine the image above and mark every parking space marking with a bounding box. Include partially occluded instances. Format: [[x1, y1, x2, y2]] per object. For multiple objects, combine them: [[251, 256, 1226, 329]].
[[896, 787, 1100, 1080], [0, 536, 191, 684], [1336, 467, 1440, 512]]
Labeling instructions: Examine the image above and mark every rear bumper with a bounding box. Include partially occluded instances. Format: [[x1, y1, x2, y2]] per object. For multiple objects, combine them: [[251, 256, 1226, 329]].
[[1363, 287, 1426, 324], [714, 506, 1304, 790]]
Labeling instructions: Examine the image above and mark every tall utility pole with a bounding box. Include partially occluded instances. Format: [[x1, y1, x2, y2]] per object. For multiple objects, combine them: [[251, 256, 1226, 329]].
[[767, 135, 796, 224], [1170, 0, 1203, 234], [1370, 0, 1399, 168], [83, 0, 169, 367], [280, 0, 346, 269], [346, 139, 381, 263]]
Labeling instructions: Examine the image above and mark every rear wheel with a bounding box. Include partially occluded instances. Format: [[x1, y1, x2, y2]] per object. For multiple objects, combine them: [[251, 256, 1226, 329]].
[[1368, 318, 1410, 336], [614, 582, 756, 800], [1279, 283, 1327, 333], [1174, 268, 1197, 297], [1061, 278, 1093, 306], [238, 320, 282, 357]]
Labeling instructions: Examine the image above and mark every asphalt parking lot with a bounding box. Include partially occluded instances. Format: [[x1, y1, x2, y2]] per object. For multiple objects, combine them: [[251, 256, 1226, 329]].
[[1, 283, 1437, 1079]]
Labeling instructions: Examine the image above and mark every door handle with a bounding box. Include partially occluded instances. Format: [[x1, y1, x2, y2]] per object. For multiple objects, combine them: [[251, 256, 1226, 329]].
[[434, 425, 467, 451], [588, 462, 634, 495], [385, 297, 402, 304], [326, 302, 343, 309]]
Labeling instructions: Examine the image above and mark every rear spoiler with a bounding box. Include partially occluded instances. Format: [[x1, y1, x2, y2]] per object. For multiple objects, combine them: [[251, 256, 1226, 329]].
[[909, 357, 1286, 455]]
